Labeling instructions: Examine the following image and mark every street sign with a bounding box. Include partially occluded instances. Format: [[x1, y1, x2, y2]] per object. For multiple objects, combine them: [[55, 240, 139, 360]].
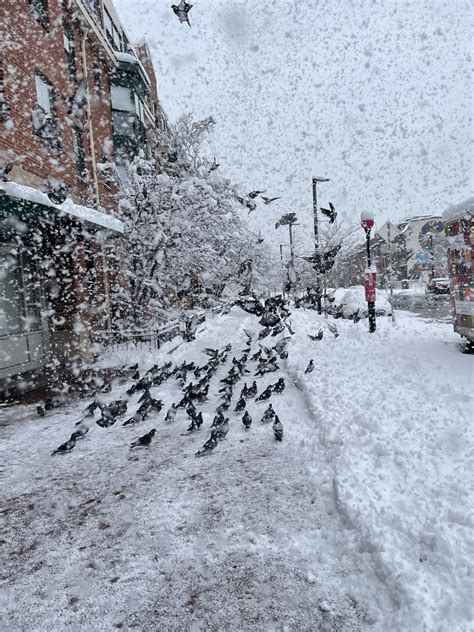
[[365, 270, 377, 302]]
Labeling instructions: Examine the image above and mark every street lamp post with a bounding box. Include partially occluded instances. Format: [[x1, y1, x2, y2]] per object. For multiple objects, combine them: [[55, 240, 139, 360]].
[[361, 211, 376, 333], [276, 213, 298, 296], [312, 176, 330, 314]]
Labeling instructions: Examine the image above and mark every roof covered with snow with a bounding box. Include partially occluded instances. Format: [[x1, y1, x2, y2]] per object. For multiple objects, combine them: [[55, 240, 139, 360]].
[[1, 181, 124, 234], [442, 197, 474, 222]]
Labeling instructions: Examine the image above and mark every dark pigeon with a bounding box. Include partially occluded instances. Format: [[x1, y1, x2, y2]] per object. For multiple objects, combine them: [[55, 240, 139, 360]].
[[130, 428, 156, 449], [242, 411, 252, 429], [273, 416, 283, 441], [305, 359, 315, 374], [52, 436, 76, 455], [195, 431, 218, 456]]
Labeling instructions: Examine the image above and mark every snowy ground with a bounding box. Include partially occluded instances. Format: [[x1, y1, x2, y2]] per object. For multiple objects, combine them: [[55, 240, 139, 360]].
[[1, 308, 472, 631]]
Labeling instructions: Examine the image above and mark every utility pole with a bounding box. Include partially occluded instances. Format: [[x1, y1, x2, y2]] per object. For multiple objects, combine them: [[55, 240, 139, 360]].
[[312, 177, 329, 314], [387, 220, 395, 323], [279, 244, 285, 298]]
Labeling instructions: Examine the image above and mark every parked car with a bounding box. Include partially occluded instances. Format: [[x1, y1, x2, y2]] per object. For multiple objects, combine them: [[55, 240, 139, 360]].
[[426, 278, 450, 295]]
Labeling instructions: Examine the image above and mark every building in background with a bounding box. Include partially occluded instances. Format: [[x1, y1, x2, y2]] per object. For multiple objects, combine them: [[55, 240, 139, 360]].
[[338, 214, 448, 288], [0, 0, 165, 393]]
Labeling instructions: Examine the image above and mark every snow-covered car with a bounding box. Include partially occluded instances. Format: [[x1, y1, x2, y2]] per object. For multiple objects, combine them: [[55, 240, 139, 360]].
[[338, 286, 392, 319], [426, 278, 450, 295]]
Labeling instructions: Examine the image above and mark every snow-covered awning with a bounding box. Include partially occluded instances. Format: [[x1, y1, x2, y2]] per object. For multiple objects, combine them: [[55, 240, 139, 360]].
[[0, 181, 124, 234], [442, 197, 474, 223]]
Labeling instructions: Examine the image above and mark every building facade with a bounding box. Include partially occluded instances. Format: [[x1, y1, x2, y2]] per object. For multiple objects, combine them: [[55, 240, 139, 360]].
[[0, 0, 165, 393], [337, 214, 448, 288]]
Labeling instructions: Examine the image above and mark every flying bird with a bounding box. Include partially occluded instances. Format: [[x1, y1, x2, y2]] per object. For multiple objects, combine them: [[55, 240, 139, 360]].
[[328, 323, 339, 338], [209, 157, 219, 172], [130, 428, 156, 449], [261, 196, 281, 205], [248, 189, 266, 199], [171, 1, 193, 27], [308, 329, 324, 341], [319, 202, 337, 224]]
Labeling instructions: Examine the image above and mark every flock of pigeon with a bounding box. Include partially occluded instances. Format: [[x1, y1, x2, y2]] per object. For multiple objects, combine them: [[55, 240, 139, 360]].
[[48, 304, 300, 459]]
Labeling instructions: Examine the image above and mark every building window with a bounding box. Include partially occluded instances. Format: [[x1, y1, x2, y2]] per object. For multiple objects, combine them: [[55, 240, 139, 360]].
[[104, 9, 122, 51], [32, 72, 60, 156], [63, 24, 76, 78], [34, 73, 53, 117], [71, 127, 85, 178], [28, 0, 49, 28]]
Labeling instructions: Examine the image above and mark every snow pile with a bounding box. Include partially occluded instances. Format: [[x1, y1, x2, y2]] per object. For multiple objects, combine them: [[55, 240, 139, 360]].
[[338, 285, 392, 318], [286, 310, 473, 630]]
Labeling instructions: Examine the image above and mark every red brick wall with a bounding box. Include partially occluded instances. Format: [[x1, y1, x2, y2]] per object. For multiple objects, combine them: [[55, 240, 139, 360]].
[[1, 0, 117, 213]]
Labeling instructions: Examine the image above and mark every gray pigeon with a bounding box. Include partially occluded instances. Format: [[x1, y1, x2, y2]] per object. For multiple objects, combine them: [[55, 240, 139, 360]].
[[130, 428, 156, 449], [273, 416, 283, 441], [235, 397, 246, 412], [52, 436, 76, 455], [165, 405, 177, 422], [215, 418, 229, 440], [195, 431, 218, 456], [261, 404, 276, 424]]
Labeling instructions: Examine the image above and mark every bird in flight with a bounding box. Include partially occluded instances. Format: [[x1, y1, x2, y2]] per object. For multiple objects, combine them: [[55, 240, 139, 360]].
[[261, 196, 281, 205], [171, 1, 193, 27]]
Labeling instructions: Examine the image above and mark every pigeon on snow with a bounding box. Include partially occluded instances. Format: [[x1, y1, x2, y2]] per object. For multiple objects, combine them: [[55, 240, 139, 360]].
[[273, 416, 283, 441], [242, 411, 252, 429], [271, 378, 285, 394], [234, 397, 246, 413], [261, 404, 276, 423], [305, 359, 315, 374], [52, 436, 76, 455], [214, 418, 229, 440], [130, 428, 156, 449], [195, 431, 218, 456], [256, 385, 273, 401], [165, 405, 177, 423]]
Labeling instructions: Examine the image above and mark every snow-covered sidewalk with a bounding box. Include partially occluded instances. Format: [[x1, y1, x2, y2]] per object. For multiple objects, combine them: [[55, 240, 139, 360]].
[[286, 310, 473, 631], [0, 308, 471, 631]]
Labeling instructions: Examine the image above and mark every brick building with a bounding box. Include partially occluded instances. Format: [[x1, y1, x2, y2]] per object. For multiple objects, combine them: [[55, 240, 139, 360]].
[[0, 0, 165, 392]]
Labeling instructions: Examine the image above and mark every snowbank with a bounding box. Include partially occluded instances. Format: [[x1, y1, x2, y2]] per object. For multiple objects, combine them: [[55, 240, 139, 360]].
[[338, 286, 392, 318], [286, 310, 473, 630]]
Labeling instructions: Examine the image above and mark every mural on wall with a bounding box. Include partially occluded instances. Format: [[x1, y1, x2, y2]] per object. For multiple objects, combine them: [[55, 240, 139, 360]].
[[407, 219, 447, 280]]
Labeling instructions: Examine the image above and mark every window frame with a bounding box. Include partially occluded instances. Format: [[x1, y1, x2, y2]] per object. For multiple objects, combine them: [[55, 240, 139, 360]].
[[34, 72, 54, 118]]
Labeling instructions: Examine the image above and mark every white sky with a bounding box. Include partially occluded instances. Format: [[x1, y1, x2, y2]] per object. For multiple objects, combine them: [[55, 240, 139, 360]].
[[114, 0, 473, 247]]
